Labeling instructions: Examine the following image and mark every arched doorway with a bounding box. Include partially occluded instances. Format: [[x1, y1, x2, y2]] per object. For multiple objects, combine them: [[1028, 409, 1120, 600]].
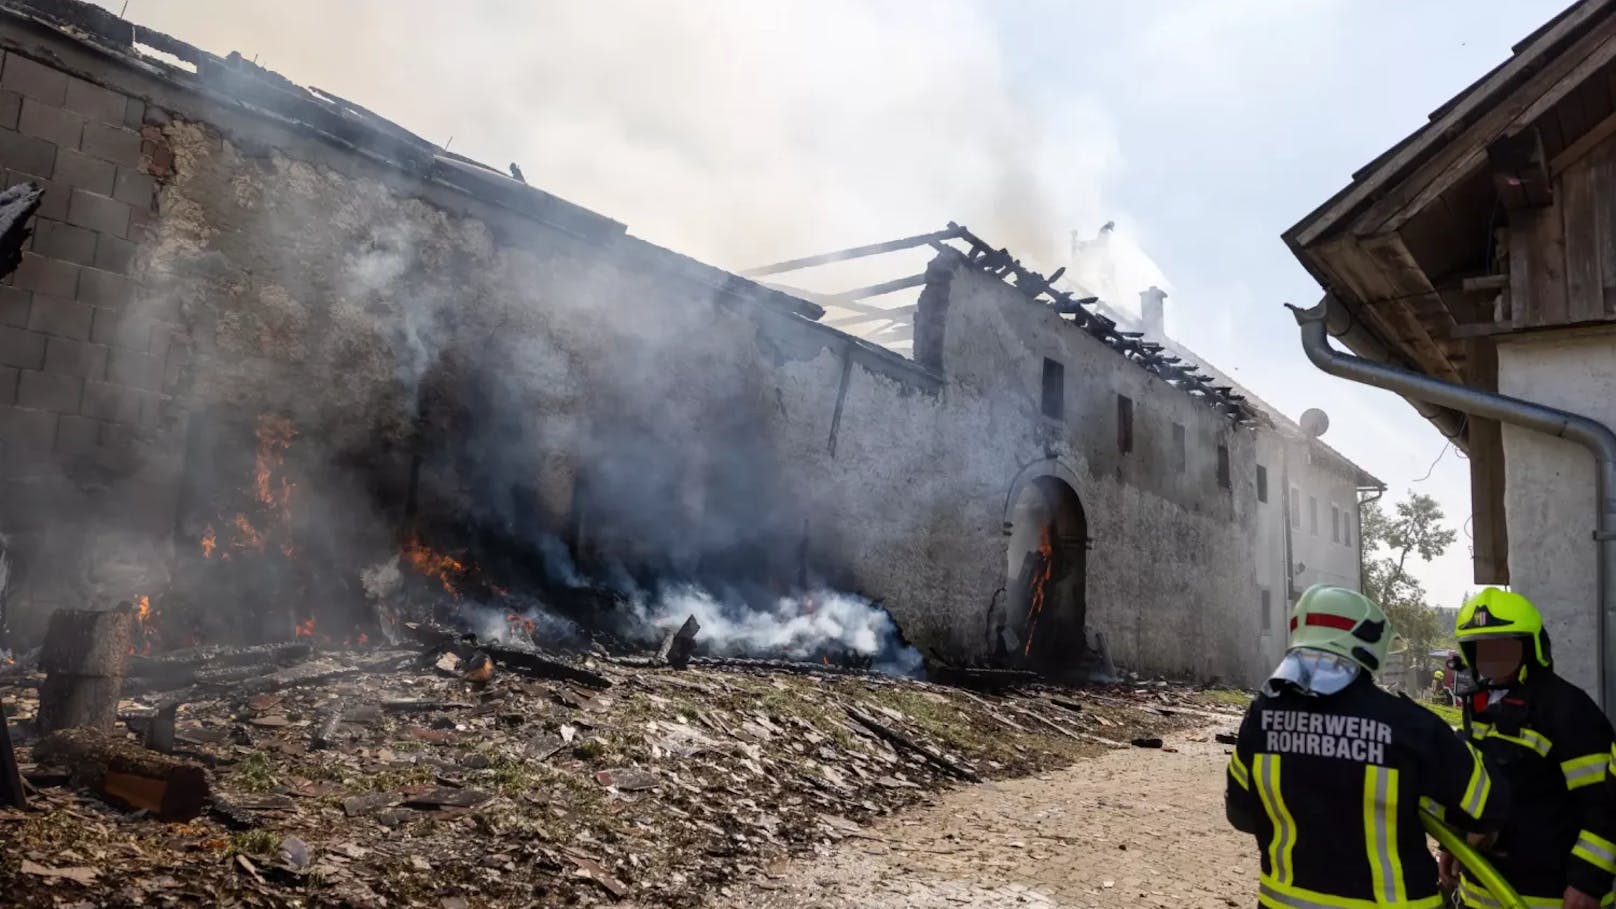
[[1002, 476, 1088, 676]]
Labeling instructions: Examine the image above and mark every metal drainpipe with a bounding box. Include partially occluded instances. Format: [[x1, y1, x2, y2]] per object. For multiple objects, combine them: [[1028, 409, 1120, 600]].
[[1290, 299, 1616, 714]]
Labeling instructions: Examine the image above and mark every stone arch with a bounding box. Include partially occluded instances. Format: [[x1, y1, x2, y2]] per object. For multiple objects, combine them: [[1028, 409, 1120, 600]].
[[998, 462, 1089, 676]]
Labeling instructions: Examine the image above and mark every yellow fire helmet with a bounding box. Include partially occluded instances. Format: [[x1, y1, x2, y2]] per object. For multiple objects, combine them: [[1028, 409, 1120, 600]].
[[1455, 587, 1551, 672]]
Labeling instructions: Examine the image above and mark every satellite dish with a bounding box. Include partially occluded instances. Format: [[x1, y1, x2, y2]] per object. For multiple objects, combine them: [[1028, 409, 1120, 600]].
[[1300, 408, 1330, 439]]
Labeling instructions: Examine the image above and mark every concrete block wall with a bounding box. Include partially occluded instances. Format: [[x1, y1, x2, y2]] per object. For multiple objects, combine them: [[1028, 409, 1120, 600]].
[[0, 49, 172, 481]]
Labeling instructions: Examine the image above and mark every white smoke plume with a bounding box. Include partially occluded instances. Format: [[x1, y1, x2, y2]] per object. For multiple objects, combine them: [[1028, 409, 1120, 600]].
[[99, 0, 1122, 273], [641, 586, 924, 677]]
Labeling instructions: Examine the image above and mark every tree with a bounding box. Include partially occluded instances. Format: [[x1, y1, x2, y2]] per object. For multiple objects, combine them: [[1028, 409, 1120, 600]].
[[1360, 492, 1458, 660]]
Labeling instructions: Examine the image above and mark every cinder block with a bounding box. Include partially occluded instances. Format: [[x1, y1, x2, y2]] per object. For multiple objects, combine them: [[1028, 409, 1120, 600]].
[[26, 295, 92, 340], [17, 369, 83, 413], [41, 337, 107, 379], [18, 98, 83, 149], [123, 97, 144, 130], [93, 233, 135, 273], [5, 169, 68, 220], [0, 365, 15, 404], [0, 91, 20, 131], [89, 307, 147, 348], [0, 127, 58, 179], [0, 404, 59, 457], [137, 389, 162, 428], [51, 147, 115, 196], [111, 167, 154, 208], [80, 379, 140, 423], [77, 267, 130, 307], [63, 77, 126, 123], [107, 346, 161, 391], [0, 327, 44, 369], [30, 218, 97, 266], [0, 286, 29, 327], [0, 54, 68, 106], [79, 122, 140, 168], [66, 188, 130, 238], [55, 413, 99, 454], [12, 252, 79, 298]]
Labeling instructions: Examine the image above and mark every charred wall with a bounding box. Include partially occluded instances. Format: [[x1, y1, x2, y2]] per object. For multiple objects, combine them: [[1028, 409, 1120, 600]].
[[0, 12, 1265, 683]]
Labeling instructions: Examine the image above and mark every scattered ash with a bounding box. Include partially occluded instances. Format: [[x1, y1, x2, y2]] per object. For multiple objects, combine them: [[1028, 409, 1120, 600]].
[[0, 648, 1232, 907]]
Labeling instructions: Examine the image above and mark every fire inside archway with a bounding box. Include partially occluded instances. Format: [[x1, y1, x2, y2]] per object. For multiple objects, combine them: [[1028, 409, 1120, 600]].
[[1002, 476, 1088, 676]]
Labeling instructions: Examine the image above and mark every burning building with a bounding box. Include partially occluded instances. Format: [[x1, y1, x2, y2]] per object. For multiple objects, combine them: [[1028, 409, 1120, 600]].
[[0, 0, 1367, 685]]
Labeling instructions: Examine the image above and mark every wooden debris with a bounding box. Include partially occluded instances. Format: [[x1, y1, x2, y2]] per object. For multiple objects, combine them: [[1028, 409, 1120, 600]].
[[844, 705, 979, 782], [342, 791, 403, 817], [657, 614, 700, 669], [231, 658, 359, 697], [309, 708, 344, 750], [38, 606, 134, 734], [34, 727, 209, 820], [401, 787, 491, 810], [0, 182, 44, 277], [129, 642, 314, 690]]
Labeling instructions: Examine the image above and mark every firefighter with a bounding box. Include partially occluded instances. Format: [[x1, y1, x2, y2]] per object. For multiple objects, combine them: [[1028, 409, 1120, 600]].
[[1226, 585, 1508, 909], [1441, 587, 1616, 909]]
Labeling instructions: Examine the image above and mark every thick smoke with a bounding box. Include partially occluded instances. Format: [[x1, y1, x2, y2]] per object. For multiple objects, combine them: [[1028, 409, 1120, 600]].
[[100, 0, 1121, 272]]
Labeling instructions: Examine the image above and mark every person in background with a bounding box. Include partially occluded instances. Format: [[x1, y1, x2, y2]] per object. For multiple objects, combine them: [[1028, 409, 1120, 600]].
[[1226, 585, 1508, 909]]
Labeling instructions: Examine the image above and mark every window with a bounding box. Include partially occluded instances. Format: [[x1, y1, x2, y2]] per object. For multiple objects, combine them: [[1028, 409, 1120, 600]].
[[1261, 588, 1272, 633], [1217, 444, 1230, 489], [1331, 504, 1341, 543], [1041, 358, 1064, 420], [1256, 465, 1268, 503], [1308, 497, 1319, 535], [1289, 487, 1301, 528], [1116, 395, 1134, 453], [1171, 423, 1186, 473]]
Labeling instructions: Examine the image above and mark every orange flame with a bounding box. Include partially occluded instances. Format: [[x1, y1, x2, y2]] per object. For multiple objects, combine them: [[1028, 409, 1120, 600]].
[[1023, 525, 1054, 657], [253, 416, 297, 514], [201, 525, 217, 559], [357, 631, 369, 646], [133, 594, 158, 655], [230, 514, 265, 553], [294, 616, 316, 637], [505, 613, 537, 635], [402, 535, 468, 596]]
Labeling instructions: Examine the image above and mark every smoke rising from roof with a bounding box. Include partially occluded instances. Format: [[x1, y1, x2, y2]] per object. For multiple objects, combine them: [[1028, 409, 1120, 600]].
[[98, 0, 1123, 273]]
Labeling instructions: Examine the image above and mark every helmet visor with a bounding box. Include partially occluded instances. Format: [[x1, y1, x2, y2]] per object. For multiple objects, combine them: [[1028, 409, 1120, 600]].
[[1267, 647, 1362, 696]]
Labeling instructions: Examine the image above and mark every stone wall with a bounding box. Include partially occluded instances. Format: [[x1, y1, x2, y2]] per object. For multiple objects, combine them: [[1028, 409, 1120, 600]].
[[0, 12, 1274, 683]]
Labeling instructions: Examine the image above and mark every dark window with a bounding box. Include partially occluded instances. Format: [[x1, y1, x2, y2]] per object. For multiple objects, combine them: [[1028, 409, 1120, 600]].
[[1261, 588, 1272, 632], [1331, 505, 1341, 543], [1041, 358, 1064, 420], [1171, 423, 1186, 473], [1217, 445, 1231, 489], [1117, 395, 1134, 453], [1309, 497, 1318, 535], [1256, 465, 1269, 503]]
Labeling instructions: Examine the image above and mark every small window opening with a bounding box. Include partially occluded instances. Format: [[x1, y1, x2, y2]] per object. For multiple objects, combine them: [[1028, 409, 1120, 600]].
[[1041, 358, 1064, 421], [1171, 423, 1186, 473], [1117, 395, 1134, 453], [1256, 465, 1269, 503], [1217, 445, 1231, 489]]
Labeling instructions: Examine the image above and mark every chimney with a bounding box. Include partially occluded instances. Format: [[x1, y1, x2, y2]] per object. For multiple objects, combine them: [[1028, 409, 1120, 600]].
[[1140, 286, 1167, 339]]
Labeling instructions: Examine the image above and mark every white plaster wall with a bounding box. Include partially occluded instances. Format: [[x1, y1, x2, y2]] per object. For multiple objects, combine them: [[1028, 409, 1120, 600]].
[[1495, 333, 1616, 696]]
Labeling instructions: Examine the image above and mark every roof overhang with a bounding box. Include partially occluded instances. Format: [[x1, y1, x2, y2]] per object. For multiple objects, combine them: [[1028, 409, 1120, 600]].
[[1285, 0, 1616, 445]]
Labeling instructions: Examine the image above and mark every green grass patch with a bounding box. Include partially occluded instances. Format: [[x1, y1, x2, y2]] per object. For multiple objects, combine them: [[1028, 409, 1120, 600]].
[[230, 752, 279, 793], [1421, 700, 1464, 727], [229, 830, 282, 857], [1202, 689, 1254, 709]]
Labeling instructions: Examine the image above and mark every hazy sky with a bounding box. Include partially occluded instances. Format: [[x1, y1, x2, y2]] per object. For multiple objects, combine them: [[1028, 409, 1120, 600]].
[[100, 0, 1571, 611]]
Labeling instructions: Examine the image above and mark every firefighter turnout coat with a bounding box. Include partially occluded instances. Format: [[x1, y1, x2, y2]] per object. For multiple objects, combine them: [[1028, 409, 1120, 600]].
[[1457, 670, 1616, 908], [1227, 674, 1506, 909]]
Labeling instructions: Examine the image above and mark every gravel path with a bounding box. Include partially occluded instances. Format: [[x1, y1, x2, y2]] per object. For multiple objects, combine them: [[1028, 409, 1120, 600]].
[[710, 724, 1255, 908]]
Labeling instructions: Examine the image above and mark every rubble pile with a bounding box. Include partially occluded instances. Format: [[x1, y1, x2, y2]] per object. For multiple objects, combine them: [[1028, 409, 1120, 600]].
[[0, 640, 1236, 908]]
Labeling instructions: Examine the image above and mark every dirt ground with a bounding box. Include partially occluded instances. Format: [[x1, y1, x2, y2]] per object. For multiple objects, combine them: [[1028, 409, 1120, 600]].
[[706, 724, 1255, 909]]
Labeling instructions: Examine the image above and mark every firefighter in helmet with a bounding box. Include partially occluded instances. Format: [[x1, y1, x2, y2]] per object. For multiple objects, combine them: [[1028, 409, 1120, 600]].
[[1442, 588, 1616, 909], [1226, 585, 1509, 909]]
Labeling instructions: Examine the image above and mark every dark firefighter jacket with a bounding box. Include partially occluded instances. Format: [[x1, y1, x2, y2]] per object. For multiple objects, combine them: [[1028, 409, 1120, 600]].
[[1457, 669, 1616, 908], [1226, 674, 1508, 909]]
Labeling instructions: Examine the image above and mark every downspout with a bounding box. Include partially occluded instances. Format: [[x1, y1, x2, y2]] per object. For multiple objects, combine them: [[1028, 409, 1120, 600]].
[[1291, 299, 1616, 714]]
